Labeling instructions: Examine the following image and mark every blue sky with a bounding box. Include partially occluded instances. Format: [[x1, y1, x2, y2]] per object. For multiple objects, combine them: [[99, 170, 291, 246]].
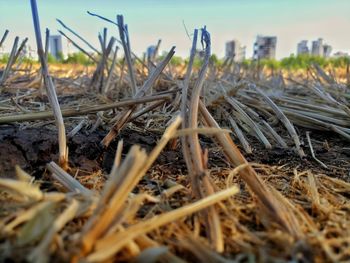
[[0, 0, 349, 59]]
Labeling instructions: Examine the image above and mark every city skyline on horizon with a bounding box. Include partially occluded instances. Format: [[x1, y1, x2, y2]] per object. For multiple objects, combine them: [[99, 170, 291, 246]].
[[1, 0, 349, 59]]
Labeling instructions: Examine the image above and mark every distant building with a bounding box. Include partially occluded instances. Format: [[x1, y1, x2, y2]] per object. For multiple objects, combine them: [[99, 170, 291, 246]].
[[225, 39, 246, 62], [297, 40, 309, 55], [333, 51, 349, 58], [49, 35, 63, 60], [253, 35, 277, 60], [311, 38, 324, 56], [311, 38, 333, 57], [323, 44, 332, 58], [146, 45, 158, 61]]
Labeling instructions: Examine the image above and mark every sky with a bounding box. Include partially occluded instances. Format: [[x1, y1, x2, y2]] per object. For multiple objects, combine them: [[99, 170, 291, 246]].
[[0, 0, 349, 59]]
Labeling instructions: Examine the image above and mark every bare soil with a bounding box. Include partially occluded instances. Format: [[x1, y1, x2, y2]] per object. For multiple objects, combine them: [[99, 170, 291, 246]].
[[1, 118, 349, 183]]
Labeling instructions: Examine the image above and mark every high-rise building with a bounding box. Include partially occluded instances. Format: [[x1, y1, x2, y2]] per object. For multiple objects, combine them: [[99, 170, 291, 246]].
[[297, 40, 309, 55], [225, 40, 246, 62], [49, 35, 63, 60], [311, 38, 333, 57], [298, 39, 332, 57], [323, 44, 332, 58], [146, 45, 157, 60], [311, 38, 324, 57], [253, 35, 277, 60]]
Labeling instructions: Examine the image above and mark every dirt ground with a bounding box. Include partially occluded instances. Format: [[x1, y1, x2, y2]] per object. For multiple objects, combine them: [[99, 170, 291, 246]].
[[1, 114, 349, 183], [1, 69, 350, 262]]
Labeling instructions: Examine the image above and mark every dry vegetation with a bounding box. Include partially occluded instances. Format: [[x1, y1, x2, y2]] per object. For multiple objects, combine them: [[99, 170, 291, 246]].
[[0, 2, 350, 263]]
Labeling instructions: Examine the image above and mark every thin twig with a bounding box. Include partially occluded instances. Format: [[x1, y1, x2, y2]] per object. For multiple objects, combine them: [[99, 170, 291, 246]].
[[306, 132, 328, 169]]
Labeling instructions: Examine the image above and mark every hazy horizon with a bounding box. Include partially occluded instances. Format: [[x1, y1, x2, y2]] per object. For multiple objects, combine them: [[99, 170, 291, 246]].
[[0, 0, 349, 59]]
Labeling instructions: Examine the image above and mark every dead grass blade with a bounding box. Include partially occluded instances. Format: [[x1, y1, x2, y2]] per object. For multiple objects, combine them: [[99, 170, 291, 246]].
[[79, 116, 182, 257], [252, 84, 304, 157], [0, 36, 19, 85], [226, 112, 252, 154], [0, 178, 43, 201], [27, 199, 79, 263], [180, 27, 225, 252], [30, 0, 68, 169], [102, 46, 175, 147], [117, 15, 137, 96], [225, 95, 272, 149], [0, 29, 9, 49], [305, 131, 328, 169], [199, 101, 304, 239], [46, 162, 92, 195], [86, 185, 239, 262], [0, 94, 171, 124]]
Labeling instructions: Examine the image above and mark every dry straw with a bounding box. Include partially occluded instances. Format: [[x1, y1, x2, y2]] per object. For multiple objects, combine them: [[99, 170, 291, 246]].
[[1, 2, 350, 262]]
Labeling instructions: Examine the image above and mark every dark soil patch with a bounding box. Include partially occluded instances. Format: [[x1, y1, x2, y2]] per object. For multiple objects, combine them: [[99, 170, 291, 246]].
[[0, 123, 167, 178], [0, 122, 349, 183], [243, 128, 350, 182], [0, 124, 102, 178]]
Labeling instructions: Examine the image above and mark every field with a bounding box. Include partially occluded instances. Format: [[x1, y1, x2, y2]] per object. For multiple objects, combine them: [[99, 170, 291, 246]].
[[1, 4, 350, 263]]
